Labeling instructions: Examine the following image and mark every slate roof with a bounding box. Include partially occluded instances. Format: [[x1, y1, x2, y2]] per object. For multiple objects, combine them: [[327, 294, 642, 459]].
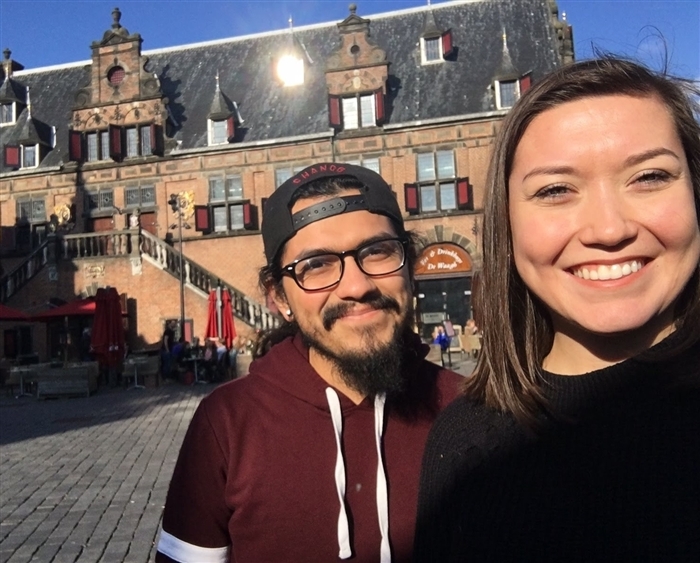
[[0, 0, 566, 174]]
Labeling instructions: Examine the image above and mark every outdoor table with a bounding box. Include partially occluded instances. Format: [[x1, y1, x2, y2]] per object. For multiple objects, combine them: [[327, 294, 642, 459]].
[[181, 356, 207, 384], [123, 357, 147, 390], [9, 366, 36, 398]]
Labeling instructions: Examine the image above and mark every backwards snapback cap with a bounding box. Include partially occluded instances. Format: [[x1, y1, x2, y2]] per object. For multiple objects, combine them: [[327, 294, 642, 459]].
[[261, 162, 404, 264]]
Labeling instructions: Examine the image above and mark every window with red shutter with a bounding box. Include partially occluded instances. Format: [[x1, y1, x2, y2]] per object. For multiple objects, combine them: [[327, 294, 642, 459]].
[[374, 89, 385, 125], [3, 145, 20, 169], [108, 124, 123, 162], [148, 123, 163, 156], [226, 116, 235, 140], [404, 183, 420, 215], [328, 96, 342, 129], [519, 73, 532, 95], [243, 201, 258, 230], [69, 130, 84, 162], [194, 205, 211, 233], [456, 177, 472, 210], [441, 30, 454, 59]]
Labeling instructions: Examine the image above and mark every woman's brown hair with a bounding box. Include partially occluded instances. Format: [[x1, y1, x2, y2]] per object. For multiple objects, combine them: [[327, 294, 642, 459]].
[[465, 55, 700, 426]]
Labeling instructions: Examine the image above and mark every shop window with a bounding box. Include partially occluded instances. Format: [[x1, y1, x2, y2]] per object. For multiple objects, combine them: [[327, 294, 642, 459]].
[[404, 151, 472, 215], [329, 90, 385, 130]]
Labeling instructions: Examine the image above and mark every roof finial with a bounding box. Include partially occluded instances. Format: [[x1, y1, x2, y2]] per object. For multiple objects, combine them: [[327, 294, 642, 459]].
[[3, 48, 10, 61], [349, 3, 357, 15], [427, 0, 431, 6], [562, 11, 567, 21], [215, 71, 220, 92], [289, 15, 294, 30], [112, 7, 122, 29], [26, 86, 31, 118]]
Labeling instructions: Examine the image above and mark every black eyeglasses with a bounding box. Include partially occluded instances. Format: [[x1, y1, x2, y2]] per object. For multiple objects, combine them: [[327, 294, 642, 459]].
[[281, 237, 408, 291]]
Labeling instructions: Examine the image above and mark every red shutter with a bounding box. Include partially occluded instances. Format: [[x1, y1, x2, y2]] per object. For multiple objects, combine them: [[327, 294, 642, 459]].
[[328, 95, 342, 129], [194, 205, 211, 233], [149, 123, 164, 156], [68, 130, 83, 162], [226, 116, 235, 141], [243, 201, 258, 230], [519, 73, 532, 95], [109, 124, 123, 162], [456, 177, 472, 210], [441, 29, 454, 59], [374, 89, 385, 125], [404, 183, 420, 215], [4, 145, 20, 169]]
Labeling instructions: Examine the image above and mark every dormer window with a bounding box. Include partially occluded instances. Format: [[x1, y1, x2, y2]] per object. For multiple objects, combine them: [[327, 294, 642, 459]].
[[496, 79, 518, 109], [1, 102, 15, 125], [22, 144, 37, 168], [209, 119, 230, 145], [329, 90, 385, 131], [3, 143, 39, 169], [420, 30, 453, 65]]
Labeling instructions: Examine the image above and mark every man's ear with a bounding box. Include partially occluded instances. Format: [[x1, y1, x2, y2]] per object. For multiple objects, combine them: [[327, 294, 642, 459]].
[[268, 283, 292, 322]]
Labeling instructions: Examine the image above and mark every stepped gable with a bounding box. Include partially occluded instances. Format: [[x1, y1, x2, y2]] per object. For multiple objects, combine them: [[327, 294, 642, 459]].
[[1, 0, 564, 173]]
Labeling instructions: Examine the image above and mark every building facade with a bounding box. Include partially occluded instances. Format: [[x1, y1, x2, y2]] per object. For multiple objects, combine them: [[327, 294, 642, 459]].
[[0, 0, 574, 360]]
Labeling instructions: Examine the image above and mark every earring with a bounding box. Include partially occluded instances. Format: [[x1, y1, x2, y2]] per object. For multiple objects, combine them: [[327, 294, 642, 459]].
[[286, 309, 293, 317]]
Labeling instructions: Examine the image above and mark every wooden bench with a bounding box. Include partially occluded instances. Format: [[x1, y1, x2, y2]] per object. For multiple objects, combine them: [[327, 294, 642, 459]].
[[35, 363, 99, 399]]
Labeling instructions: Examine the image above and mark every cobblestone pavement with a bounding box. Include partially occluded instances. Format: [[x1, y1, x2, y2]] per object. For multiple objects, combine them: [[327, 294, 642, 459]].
[[0, 356, 474, 563], [0, 383, 212, 563]]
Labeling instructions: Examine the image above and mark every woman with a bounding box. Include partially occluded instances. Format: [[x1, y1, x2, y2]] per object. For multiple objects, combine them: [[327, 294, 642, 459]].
[[414, 57, 700, 562]]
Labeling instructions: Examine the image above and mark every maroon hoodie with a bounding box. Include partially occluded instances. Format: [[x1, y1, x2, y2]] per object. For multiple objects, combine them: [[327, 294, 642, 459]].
[[156, 333, 461, 563]]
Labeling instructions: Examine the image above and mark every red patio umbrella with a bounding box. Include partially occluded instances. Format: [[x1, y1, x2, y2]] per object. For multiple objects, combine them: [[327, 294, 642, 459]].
[[0, 303, 30, 321], [204, 290, 218, 342], [221, 289, 237, 349], [90, 287, 125, 368], [32, 297, 96, 320]]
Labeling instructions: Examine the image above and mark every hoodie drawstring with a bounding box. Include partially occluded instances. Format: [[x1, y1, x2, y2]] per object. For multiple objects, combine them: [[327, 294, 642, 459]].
[[325, 388, 390, 563]]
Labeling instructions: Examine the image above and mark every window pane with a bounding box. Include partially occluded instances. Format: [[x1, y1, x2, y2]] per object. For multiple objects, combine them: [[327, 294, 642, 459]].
[[436, 151, 455, 179], [342, 97, 359, 130], [420, 185, 437, 212], [226, 176, 243, 200], [100, 190, 114, 209], [276, 168, 292, 188], [125, 187, 140, 207], [140, 126, 152, 155], [209, 178, 225, 201], [126, 128, 139, 157], [425, 37, 440, 61], [0, 103, 13, 123], [86, 193, 99, 210], [417, 153, 436, 182], [229, 205, 244, 230], [360, 95, 375, 127], [499, 81, 518, 108], [141, 186, 155, 205], [32, 200, 46, 221], [87, 133, 98, 162], [211, 120, 228, 144], [100, 131, 110, 160], [362, 158, 380, 173], [17, 201, 31, 221], [439, 182, 456, 210], [23, 145, 37, 168], [213, 206, 227, 232]]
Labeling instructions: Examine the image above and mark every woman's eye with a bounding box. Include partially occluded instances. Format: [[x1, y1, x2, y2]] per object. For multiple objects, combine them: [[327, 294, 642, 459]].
[[534, 185, 571, 199], [635, 170, 671, 186]]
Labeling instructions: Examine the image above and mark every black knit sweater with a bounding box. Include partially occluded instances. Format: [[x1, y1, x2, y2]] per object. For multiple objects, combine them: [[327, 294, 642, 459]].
[[414, 337, 700, 562]]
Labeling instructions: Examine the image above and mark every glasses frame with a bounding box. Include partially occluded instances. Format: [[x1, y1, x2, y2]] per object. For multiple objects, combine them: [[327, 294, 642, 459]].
[[280, 237, 409, 291]]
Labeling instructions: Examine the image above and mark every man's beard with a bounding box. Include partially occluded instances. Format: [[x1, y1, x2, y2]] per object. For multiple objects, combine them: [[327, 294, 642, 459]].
[[301, 292, 414, 397]]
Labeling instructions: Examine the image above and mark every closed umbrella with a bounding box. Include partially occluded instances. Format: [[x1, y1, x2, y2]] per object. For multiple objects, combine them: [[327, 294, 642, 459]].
[[90, 287, 125, 368], [221, 289, 237, 349], [204, 290, 218, 342]]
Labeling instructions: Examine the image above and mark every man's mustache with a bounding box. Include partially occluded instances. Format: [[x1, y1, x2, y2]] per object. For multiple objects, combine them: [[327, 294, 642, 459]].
[[322, 293, 401, 330]]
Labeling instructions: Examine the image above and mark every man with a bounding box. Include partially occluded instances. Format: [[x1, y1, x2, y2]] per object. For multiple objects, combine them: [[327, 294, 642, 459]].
[[160, 320, 175, 381], [156, 163, 462, 563]]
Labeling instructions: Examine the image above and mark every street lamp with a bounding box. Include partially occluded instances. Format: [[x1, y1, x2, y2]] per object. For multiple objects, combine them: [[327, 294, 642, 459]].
[[168, 194, 190, 337]]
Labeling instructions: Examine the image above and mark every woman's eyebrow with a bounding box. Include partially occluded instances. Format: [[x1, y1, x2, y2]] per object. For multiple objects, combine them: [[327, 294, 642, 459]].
[[521, 165, 576, 183], [623, 147, 680, 168]]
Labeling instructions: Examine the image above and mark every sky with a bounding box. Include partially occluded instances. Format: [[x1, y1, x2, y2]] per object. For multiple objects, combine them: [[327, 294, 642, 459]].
[[0, 0, 698, 79]]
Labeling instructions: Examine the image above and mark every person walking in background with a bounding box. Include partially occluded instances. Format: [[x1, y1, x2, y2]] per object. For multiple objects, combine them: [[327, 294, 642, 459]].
[[414, 57, 700, 562], [156, 163, 462, 563], [432, 325, 450, 352], [160, 321, 175, 381]]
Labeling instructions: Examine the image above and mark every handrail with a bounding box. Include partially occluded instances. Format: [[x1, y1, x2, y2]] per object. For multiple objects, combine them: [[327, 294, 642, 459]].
[[140, 230, 280, 330], [0, 239, 50, 303], [61, 229, 139, 259]]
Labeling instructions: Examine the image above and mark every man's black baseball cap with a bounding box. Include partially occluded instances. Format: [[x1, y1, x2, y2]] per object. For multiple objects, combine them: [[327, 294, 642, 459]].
[[261, 162, 404, 264]]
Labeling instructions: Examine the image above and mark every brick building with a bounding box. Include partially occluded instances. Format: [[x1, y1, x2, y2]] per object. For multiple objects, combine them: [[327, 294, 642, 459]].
[[0, 0, 574, 361]]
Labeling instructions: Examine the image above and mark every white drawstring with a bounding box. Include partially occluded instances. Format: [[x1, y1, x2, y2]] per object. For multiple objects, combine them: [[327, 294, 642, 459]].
[[324, 388, 391, 562], [326, 388, 352, 559], [374, 392, 391, 563]]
